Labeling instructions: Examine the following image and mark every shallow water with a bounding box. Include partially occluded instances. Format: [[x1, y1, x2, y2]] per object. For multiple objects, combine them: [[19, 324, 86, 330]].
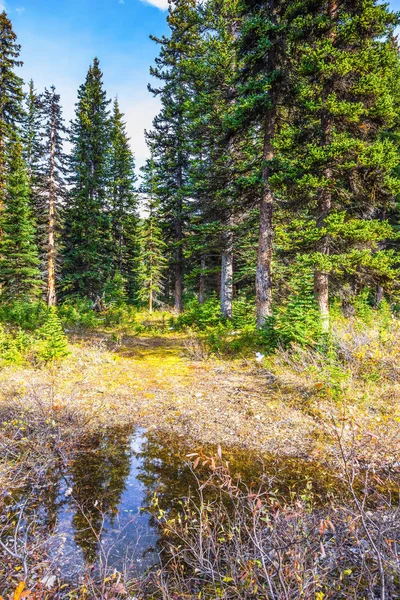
[[16, 426, 344, 580]]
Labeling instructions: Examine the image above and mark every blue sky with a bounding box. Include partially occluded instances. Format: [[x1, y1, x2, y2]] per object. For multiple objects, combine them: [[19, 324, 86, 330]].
[[1, 0, 400, 171], [0, 0, 170, 170]]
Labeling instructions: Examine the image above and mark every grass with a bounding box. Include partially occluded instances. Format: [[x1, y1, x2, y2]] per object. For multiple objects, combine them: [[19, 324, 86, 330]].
[[0, 303, 399, 597]]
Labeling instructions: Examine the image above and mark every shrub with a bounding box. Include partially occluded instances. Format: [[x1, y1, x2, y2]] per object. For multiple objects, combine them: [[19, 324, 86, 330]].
[[58, 297, 99, 329], [103, 304, 137, 327], [0, 301, 48, 331], [104, 271, 128, 306], [176, 296, 222, 330], [37, 308, 70, 364]]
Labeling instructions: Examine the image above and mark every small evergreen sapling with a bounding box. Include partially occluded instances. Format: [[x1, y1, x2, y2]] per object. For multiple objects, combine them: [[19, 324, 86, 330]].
[[38, 308, 70, 363]]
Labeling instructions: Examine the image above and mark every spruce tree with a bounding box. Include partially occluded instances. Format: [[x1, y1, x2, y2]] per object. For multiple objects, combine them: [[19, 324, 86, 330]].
[[235, 0, 289, 327], [138, 155, 168, 313], [147, 0, 200, 313], [0, 12, 24, 200], [63, 58, 112, 299], [185, 0, 243, 319], [38, 307, 70, 363], [40, 86, 67, 307], [277, 0, 400, 328], [109, 98, 138, 301], [22, 80, 42, 187], [0, 139, 40, 301]]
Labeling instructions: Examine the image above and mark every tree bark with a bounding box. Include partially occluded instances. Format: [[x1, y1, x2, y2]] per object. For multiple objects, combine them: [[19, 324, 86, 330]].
[[149, 283, 153, 314], [314, 0, 337, 332], [221, 226, 233, 319], [256, 109, 275, 328], [314, 172, 331, 332], [375, 285, 384, 308]]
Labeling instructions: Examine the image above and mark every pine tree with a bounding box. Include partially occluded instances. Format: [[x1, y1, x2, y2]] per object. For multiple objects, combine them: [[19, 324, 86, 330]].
[[38, 307, 70, 363], [277, 0, 400, 328], [147, 0, 200, 313], [109, 98, 138, 301], [63, 58, 112, 299], [22, 80, 42, 187], [40, 86, 67, 307], [138, 156, 168, 313], [0, 12, 25, 200], [235, 0, 289, 327], [0, 139, 41, 301], [184, 0, 243, 319]]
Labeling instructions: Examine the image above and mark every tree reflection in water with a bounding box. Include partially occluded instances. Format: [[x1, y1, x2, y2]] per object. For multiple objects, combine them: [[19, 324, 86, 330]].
[[15, 425, 343, 582]]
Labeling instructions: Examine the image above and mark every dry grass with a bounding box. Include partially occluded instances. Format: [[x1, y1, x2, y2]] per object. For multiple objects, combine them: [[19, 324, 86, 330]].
[[1, 318, 400, 598]]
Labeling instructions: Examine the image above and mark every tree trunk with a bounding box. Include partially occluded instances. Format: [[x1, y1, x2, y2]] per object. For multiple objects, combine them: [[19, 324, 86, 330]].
[[47, 115, 57, 307], [221, 227, 233, 319], [314, 0, 337, 332], [375, 285, 384, 308], [174, 252, 183, 313], [256, 110, 275, 328], [314, 171, 332, 332], [199, 256, 206, 304]]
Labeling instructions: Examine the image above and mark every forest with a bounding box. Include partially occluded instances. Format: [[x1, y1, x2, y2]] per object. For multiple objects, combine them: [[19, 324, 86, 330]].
[[0, 0, 400, 598]]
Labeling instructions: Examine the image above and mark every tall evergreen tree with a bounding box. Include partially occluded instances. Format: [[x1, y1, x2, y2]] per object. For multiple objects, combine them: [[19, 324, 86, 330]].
[[0, 12, 24, 201], [138, 155, 168, 313], [0, 139, 40, 300], [22, 80, 42, 186], [63, 58, 112, 299], [109, 98, 138, 301], [147, 0, 200, 313], [235, 0, 289, 327], [40, 86, 67, 307], [277, 0, 400, 328], [185, 0, 244, 319]]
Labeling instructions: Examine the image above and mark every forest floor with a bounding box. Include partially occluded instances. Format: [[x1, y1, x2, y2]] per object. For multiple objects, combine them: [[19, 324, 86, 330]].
[[1, 325, 400, 597], [1, 328, 399, 461]]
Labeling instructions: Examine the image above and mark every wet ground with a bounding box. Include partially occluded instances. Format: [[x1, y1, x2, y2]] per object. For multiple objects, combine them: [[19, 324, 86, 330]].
[[12, 425, 345, 582]]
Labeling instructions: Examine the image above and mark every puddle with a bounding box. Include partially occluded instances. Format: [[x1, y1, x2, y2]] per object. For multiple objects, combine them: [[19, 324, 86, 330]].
[[8, 426, 345, 581]]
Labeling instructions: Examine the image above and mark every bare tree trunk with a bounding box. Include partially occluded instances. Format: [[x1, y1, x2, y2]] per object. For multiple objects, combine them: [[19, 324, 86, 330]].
[[47, 117, 57, 307], [220, 19, 238, 321], [375, 285, 384, 308], [256, 110, 275, 328], [199, 256, 206, 304], [314, 0, 337, 333], [314, 175, 331, 332], [221, 226, 233, 319]]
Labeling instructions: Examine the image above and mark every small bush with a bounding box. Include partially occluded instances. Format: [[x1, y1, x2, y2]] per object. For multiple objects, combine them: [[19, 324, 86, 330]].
[[104, 272, 128, 306], [103, 304, 137, 327], [37, 308, 70, 364], [176, 296, 222, 330], [58, 297, 99, 329], [0, 301, 48, 331]]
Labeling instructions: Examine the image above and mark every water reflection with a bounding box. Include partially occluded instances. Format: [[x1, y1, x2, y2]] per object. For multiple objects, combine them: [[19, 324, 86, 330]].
[[13, 426, 345, 580]]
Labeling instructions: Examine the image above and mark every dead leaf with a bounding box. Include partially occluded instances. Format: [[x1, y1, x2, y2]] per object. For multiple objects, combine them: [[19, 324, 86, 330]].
[[13, 583, 25, 600], [110, 581, 128, 595]]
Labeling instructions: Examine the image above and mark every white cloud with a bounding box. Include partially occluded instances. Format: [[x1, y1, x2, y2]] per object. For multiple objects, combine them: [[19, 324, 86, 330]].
[[0, 1, 6, 12], [120, 94, 161, 172], [16, 6, 25, 14], [139, 0, 169, 11]]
